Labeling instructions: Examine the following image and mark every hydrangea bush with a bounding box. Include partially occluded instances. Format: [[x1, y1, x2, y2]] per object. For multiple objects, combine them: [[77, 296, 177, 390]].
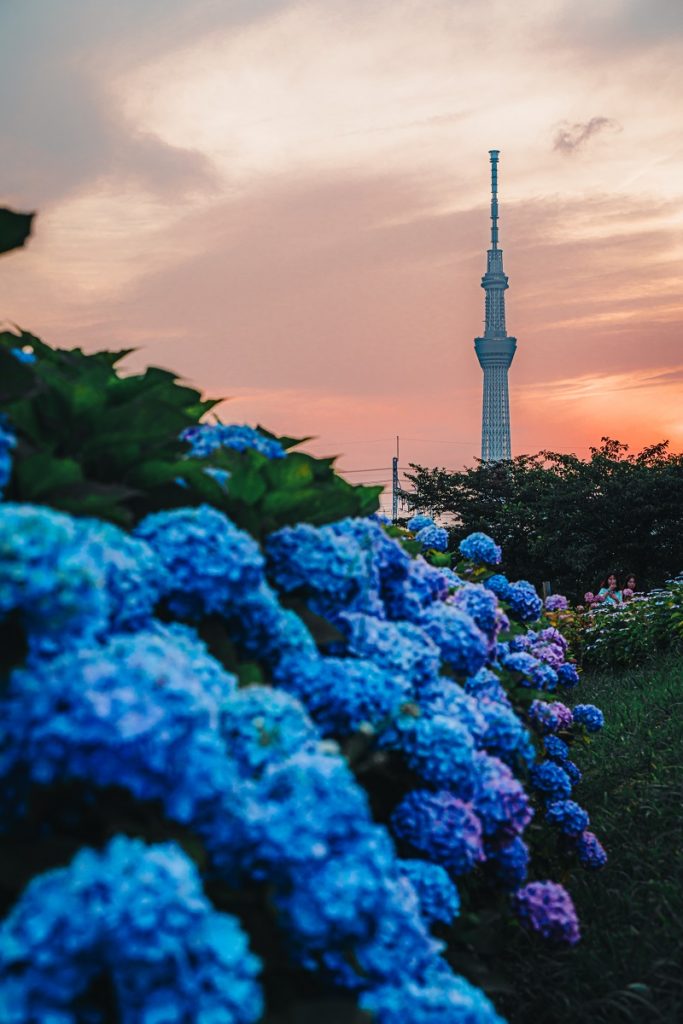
[[0, 332, 609, 1022], [579, 577, 683, 669]]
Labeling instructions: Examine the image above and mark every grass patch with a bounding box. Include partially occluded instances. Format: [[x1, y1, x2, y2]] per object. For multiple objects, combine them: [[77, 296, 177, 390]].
[[498, 652, 683, 1024]]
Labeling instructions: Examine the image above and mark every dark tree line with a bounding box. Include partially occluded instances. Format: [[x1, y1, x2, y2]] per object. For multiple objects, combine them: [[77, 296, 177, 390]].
[[402, 438, 683, 600]]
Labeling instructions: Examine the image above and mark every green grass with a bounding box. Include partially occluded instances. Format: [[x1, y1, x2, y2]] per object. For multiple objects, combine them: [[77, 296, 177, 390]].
[[498, 652, 683, 1024]]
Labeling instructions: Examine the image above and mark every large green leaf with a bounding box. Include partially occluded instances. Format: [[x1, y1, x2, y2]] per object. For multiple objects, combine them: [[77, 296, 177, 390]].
[[0, 208, 34, 254]]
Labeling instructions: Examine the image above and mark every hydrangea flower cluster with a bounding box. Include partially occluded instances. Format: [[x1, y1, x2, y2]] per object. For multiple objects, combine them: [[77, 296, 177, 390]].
[[544, 594, 569, 611], [398, 860, 461, 925], [181, 422, 286, 459], [135, 504, 265, 619], [415, 524, 449, 552], [0, 455, 609, 1022], [459, 532, 502, 565], [0, 416, 16, 498], [514, 881, 581, 945], [0, 836, 264, 1023], [392, 790, 485, 875], [545, 799, 590, 836], [573, 704, 605, 732], [576, 831, 608, 869]]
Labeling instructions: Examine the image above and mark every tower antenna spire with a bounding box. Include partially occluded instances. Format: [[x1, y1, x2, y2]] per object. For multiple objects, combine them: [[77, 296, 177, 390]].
[[489, 149, 499, 250], [473, 149, 517, 462]]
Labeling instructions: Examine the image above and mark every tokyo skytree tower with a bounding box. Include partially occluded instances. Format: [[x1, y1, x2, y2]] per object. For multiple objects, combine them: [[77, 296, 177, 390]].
[[474, 150, 517, 462]]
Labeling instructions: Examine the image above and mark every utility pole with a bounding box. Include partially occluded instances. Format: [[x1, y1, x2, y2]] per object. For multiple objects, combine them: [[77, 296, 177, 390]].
[[391, 435, 399, 523]]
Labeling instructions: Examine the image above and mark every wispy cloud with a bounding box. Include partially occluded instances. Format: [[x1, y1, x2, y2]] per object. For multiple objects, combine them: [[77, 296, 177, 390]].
[[553, 117, 621, 154], [519, 366, 683, 403]]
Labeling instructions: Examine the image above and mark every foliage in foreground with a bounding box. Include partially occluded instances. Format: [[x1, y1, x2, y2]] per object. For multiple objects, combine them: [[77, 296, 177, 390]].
[[0, 332, 608, 1023], [498, 653, 683, 1024], [403, 440, 683, 599]]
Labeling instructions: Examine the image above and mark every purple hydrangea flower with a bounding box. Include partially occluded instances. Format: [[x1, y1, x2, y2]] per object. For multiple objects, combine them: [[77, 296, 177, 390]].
[[514, 881, 581, 945], [544, 594, 569, 611], [576, 831, 608, 869]]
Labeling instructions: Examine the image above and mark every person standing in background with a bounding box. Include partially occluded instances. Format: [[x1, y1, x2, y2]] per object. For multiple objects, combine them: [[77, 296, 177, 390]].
[[596, 572, 623, 607]]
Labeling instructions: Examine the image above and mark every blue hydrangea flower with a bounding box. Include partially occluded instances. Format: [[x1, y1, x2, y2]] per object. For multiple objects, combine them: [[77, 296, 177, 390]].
[[0, 503, 109, 656], [573, 704, 605, 732], [1, 632, 247, 873], [417, 679, 486, 744], [419, 603, 489, 676], [459, 532, 502, 566], [557, 663, 580, 688], [391, 790, 484, 876], [543, 735, 570, 762], [479, 700, 535, 767], [237, 581, 318, 668], [266, 519, 378, 616], [388, 707, 476, 791], [514, 881, 581, 945], [81, 518, 164, 630], [383, 557, 447, 622], [360, 963, 506, 1024], [339, 612, 441, 691], [563, 759, 583, 785], [483, 573, 511, 601], [247, 752, 374, 877], [0, 417, 17, 499], [181, 422, 286, 459], [545, 799, 590, 836], [0, 836, 263, 1023], [488, 836, 529, 889], [506, 580, 543, 623], [439, 567, 463, 589], [529, 761, 573, 801], [415, 524, 449, 552], [135, 504, 264, 620], [451, 583, 501, 642], [465, 668, 511, 706], [501, 651, 557, 691], [274, 830, 402, 949], [471, 753, 533, 839], [576, 830, 608, 869], [320, 876, 439, 990], [407, 514, 434, 532], [219, 686, 319, 779], [398, 860, 461, 925], [279, 654, 410, 737]]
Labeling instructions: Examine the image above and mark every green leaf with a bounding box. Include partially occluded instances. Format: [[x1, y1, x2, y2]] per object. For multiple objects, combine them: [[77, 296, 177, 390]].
[[14, 454, 84, 499], [0, 208, 34, 254]]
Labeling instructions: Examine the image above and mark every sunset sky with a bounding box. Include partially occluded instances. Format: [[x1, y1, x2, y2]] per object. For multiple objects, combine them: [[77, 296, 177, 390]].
[[1, 0, 682, 503]]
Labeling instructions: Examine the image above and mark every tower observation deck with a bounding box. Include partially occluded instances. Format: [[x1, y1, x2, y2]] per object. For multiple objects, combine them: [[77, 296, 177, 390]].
[[474, 150, 516, 461]]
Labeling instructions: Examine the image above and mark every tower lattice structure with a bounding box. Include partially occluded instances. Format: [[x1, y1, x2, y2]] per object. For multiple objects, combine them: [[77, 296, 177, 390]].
[[474, 150, 516, 462]]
